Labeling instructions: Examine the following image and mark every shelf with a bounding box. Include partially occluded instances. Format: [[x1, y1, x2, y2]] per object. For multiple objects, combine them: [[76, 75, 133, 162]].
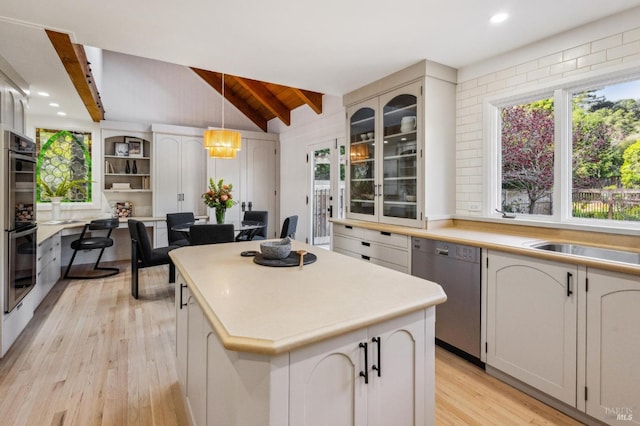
[[351, 115, 375, 126], [351, 199, 375, 203], [383, 201, 416, 205], [351, 158, 374, 164], [383, 104, 417, 116], [383, 153, 416, 161], [104, 155, 150, 160], [105, 173, 151, 177], [352, 178, 374, 182], [382, 176, 417, 181], [351, 140, 375, 146], [104, 189, 152, 193]]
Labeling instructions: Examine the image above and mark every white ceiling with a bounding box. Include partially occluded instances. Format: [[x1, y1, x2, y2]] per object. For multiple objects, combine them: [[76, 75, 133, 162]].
[[1, 0, 640, 122]]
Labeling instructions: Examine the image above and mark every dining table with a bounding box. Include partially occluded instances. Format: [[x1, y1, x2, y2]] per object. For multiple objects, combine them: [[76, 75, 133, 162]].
[[171, 220, 265, 241]]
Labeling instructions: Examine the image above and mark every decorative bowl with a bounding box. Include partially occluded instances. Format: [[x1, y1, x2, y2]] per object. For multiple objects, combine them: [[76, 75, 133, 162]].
[[260, 238, 292, 259]]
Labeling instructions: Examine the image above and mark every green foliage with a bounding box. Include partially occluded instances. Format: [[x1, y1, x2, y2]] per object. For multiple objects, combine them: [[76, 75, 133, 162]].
[[38, 176, 88, 200], [621, 139, 640, 188]]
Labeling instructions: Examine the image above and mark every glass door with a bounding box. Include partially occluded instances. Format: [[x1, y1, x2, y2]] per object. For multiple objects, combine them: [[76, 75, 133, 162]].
[[310, 139, 345, 249], [347, 99, 377, 220], [380, 83, 420, 222]]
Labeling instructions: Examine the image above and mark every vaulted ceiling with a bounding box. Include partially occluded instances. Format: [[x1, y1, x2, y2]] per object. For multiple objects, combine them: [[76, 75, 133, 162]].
[[45, 29, 324, 130]]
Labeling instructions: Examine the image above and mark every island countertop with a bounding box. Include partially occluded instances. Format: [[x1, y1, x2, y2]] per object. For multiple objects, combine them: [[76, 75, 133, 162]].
[[170, 240, 447, 355]]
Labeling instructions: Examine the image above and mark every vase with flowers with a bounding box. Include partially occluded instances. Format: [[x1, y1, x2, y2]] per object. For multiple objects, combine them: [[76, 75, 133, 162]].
[[202, 178, 237, 224]]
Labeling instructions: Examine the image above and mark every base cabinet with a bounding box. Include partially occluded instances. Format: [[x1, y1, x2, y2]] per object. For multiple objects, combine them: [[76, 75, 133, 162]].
[[35, 233, 61, 307], [175, 272, 435, 425], [332, 224, 410, 273], [487, 251, 640, 425], [486, 251, 578, 406], [585, 269, 640, 425]]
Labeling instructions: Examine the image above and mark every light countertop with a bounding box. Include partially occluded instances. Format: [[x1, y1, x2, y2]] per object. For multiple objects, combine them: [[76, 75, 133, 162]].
[[169, 240, 447, 355], [331, 218, 640, 276]]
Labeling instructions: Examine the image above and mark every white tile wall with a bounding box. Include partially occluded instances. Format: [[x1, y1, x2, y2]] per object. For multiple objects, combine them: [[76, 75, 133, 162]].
[[456, 24, 640, 216]]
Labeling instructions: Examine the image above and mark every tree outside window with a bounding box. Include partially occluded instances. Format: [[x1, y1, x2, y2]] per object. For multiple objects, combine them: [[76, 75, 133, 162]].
[[500, 98, 555, 215], [36, 129, 92, 203]]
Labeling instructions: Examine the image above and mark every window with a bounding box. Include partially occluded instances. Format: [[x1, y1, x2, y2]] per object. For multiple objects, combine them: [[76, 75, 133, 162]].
[[500, 98, 555, 216], [571, 80, 640, 221], [36, 129, 92, 203], [491, 72, 640, 225]]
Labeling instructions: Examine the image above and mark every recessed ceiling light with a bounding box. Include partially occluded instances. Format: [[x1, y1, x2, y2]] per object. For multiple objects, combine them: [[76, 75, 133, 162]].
[[56, 111, 67, 116], [49, 102, 59, 107], [37, 91, 50, 97], [490, 13, 508, 24]]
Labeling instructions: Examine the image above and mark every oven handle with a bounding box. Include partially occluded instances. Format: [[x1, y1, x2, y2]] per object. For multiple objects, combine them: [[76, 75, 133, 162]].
[[11, 224, 38, 238]]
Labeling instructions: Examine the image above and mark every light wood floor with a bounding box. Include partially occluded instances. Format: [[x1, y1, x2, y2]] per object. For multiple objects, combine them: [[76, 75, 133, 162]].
[[0, 262, 581, 425]]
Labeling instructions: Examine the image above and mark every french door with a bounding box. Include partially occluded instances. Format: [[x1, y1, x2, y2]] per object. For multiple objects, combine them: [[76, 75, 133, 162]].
[[309, 139, 345, 248]]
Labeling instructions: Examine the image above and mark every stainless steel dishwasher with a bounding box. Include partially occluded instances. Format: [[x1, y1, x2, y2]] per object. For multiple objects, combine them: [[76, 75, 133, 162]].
[[412, 238, 482, 366]]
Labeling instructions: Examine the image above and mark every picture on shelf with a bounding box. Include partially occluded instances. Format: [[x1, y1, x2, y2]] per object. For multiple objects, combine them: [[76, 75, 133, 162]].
[[125, 137, 143, 158], [115, 142, 129, 157]]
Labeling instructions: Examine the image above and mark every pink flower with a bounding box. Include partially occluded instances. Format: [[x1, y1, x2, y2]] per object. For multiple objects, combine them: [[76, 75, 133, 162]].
[[221, 194, 228, 201]]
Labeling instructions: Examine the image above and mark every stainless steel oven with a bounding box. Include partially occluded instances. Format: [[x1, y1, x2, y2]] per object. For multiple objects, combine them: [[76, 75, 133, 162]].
[[4, 130, 37, 313]]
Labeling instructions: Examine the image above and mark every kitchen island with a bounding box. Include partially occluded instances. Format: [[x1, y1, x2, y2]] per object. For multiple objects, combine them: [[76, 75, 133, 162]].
[[170, 240, 446, 426]]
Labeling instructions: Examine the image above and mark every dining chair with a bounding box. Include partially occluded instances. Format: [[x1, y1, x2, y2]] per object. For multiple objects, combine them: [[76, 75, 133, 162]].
[[235, 210, 268, 241], [279, 215, 298, 239], [166, 212, 194, 247], [128, 219, 178, 299], [64, 218, 120, 279], [189, 224, 235, 245]]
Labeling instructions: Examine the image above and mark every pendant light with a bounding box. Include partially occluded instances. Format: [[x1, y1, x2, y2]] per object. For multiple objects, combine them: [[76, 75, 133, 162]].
[[205, 72, 242, 159]]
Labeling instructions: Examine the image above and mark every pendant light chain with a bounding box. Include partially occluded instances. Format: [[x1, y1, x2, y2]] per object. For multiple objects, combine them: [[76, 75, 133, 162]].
[[221, 73, 225, 130]]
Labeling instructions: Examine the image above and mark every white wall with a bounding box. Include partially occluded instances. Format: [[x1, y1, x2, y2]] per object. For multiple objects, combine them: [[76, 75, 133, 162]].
[[455, 7, 640, 216], [101, 51, 261, 132], [269, 95, 345, 243]]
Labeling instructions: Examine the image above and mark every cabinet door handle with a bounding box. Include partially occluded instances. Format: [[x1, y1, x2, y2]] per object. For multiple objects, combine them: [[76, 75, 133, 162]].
[[372, 336, 381, 377], [361, 241, 370, 247], [359, 342, 368, 384], [179, 284, 188, 309], [567, 272, 573, 297], [241, 201, 246, 212]]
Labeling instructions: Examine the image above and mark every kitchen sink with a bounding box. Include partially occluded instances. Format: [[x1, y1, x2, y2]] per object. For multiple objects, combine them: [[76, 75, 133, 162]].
[[529, 242, 640, 265]]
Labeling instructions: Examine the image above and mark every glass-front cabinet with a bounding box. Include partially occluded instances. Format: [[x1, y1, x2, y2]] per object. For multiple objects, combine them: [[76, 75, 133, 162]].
[[347, 81, 422, 226]]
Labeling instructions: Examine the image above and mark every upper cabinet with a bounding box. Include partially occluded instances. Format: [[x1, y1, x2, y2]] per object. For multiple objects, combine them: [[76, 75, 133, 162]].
[[347, 82, 422, 226], [344, 60, 456, 228], [0, 73, 27, 134]]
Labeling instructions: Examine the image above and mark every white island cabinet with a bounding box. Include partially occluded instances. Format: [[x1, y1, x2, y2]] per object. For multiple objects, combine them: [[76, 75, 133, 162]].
[[171, 241, 446, 426]]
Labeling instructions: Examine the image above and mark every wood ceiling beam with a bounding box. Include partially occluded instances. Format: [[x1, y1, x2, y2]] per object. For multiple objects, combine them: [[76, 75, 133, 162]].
[[191, 67, 268, 132], [292, 88, 323, 115], [231, 76, 291, 126], [45, 29, 104, 122]]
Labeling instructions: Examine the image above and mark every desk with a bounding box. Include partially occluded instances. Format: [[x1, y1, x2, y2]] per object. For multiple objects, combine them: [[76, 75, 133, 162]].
[[171, 221, 264, 241]]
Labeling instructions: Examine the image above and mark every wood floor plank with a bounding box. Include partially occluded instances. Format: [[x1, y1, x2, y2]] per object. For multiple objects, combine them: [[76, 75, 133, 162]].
[[0, 260, 583, 425]]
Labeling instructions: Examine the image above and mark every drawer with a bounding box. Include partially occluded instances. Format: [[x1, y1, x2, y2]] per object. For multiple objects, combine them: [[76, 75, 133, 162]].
[[332, 224, 364, 239], [363, 229, 408, 249], [333, 247, 408, 273], [333, 235, 408, 267]]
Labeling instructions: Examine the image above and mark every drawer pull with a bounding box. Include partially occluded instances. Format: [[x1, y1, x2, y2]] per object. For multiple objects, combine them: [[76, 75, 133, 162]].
[[345, 225, 353, 229], [361, 242, 370, 247], [361, 255, 370, 261], [380, 231, 391, 236]]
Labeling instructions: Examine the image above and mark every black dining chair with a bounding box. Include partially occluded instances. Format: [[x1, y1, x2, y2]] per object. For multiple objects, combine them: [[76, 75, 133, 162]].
[[189, 224, 235, 245], [280, 215, 298, 239], [64, 218, 120, 279], [235, 210, 268, 241], [128, 219, 178, 299], [166, 212, 194, 247]]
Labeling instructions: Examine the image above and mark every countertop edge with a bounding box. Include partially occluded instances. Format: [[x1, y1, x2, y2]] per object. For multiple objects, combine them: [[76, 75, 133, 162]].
[[170, 247, 447, 356], [331, 218, 640, 276]]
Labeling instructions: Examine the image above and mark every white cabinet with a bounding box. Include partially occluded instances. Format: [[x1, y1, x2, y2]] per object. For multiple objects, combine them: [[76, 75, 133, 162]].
[[208, 135, 279, 238], [344, 60, 456, 228], [153, 131, 206, 246], [0, 73, 26, 134], [332, 223, 410, 273], [35, 232, 61, 307], [584, 268, 640, 424], [290, 309, 429, 426], [486, 251, 578, 406], [175, 273, 434, 426]]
